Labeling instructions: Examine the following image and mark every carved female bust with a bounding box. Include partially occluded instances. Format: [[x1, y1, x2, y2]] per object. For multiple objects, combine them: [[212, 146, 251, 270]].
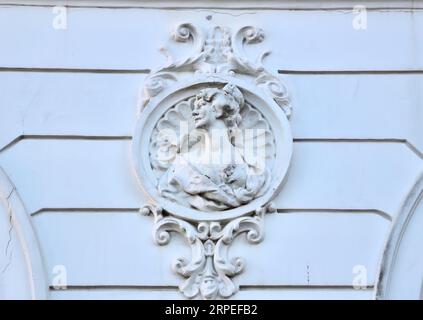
[[152, 84, 270, 211]]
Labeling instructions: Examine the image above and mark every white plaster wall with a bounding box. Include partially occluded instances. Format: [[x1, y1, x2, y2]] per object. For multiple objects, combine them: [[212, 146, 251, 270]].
[[0, 0, 422, 300]]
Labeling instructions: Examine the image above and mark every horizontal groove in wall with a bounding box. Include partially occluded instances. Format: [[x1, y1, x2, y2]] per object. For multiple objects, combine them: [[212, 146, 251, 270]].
[[0, 135, 132, 153], [0, 67, 151, 74], [31, 208, 141, 216], [294, 138, 409, 142], [278, 70, 423, 75], [240, 284, 374, 290], [2, 136, 421, 160], [12, 135, 132, 140], [295, 139, 423, 159], [2, 67, 423, 75], [277, 208, 392, 221], [49, 284, 374, 291], [31, 207, 391, 220], [1, 2, 422, 11], [49, 285, 178, 291]]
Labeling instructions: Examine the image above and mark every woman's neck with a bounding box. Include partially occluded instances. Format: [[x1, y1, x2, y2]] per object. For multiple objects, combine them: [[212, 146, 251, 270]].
[[205, 121, 232, 153], [208, 119, 227, 131], [185, 120, 235, 166]]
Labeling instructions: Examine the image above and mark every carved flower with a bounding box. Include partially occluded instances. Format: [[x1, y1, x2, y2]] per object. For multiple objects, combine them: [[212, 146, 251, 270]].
[[244, 27, 265, 44], [173, 24, 193, 42], [144, 77, 166, 97]]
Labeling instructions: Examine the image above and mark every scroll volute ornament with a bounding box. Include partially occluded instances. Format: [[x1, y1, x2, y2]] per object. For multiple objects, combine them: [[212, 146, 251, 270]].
[[142, 24, 291, 118], [133, 23, 293, 299]]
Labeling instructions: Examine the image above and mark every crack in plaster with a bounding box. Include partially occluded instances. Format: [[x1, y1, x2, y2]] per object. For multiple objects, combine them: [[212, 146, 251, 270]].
[[193, 9, 258, 17], [1, 187, 15, 275]]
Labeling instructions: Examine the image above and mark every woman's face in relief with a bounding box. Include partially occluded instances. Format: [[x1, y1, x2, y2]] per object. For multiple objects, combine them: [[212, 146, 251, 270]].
[[192, 95, 217, 129]]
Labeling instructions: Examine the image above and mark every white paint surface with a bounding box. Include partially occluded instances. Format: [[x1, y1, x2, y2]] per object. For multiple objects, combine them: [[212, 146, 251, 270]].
[[0, 6, 422, 71], [0, 1, 422, 300], [32, 211, 389, 288]]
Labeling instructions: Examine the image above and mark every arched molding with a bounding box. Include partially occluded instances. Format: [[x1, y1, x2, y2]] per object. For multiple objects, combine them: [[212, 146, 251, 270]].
[[376, 172, 423, 299], [0, 167, 47, 299]]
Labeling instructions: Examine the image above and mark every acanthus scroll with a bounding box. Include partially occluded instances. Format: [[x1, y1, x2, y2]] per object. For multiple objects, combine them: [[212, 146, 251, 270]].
[[140, 23, 292, 117], [140, 203, 276, 299]]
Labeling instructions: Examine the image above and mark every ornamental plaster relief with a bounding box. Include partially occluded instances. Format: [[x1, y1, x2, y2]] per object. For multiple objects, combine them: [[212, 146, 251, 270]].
[[132, 23, 292, 299]]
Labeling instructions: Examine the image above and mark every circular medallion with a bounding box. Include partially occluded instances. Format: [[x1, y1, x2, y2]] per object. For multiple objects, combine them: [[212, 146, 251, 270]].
[[132, 78, 292, 222]]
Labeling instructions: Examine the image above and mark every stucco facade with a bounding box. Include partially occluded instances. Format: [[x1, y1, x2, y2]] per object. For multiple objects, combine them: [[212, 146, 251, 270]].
[[0, 0, 422, 300]]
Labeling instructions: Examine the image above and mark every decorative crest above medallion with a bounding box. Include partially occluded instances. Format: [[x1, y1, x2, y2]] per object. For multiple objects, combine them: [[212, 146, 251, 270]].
[[132, 23, 293, 300], [141, 24, 291, 117]]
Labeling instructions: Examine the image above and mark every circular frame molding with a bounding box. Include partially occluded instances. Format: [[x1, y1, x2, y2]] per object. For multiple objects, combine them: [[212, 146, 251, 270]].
[[132, 75, 293, 222]]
